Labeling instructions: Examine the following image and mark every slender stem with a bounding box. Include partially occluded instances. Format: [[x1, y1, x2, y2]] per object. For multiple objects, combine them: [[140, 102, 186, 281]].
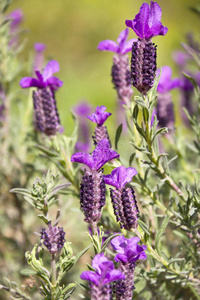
[[51, 254, 57, 300]]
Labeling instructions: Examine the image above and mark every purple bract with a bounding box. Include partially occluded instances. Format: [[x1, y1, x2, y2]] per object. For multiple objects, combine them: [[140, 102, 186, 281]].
[[34, 43, 46, 53], [71, 139, 119, 171], [20, 60, 63, 91], [157, 66, 182, 94], [111, 235, 147, 263], [87, 106, 111, 126], [80, 253, 125, 286], [8, 9, 23, 29], [125, 1, 168, 40], [104, 166, 137, 189], [97, 28, 136, 55]]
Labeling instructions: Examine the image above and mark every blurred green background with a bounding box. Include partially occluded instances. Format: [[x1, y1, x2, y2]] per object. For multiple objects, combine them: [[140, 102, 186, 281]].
[[8, 0, 200, 133]]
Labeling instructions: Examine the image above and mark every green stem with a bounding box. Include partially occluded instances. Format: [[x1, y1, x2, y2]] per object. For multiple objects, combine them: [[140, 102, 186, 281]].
[[51, 254, 57, 300]]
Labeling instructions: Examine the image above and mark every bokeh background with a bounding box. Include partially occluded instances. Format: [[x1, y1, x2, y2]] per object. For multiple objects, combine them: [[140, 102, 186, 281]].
[[8, 0, 200, 134]]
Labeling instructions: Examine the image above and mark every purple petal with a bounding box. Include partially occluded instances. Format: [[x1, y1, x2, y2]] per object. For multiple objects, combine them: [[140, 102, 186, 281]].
[[103, 269, 125, 284], [42, 60, 60, 81], [133, 3, 150, 39], [157, 66, 181, 93], [35, 70, 44, 83], [97, 40, 119, 53], [145, 22, 168, 39], [148, 1, 162, 26], [114, 253, 128, 263], [34, 43, 46, 52], [92, 253, 109, 274], [117, 28, 129, 45], [121, 38, 137, 54], [92, 139, 119, 171], [87, 105, 111, 126], [19, 77, 41, 88], [46, 76, 63, 90], [71, 152, 94, 170], [111, 235, 127, 253], [104, 166, 137, 189], [80, 271, 99, 285]]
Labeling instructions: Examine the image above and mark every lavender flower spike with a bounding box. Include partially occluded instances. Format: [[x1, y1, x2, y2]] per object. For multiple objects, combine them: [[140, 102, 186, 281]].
[[71, 139, 119, 228], [98, 29, 134, 104], [104, 166, 139, 231], [87, 106, 111, 145], [34, 43, 46, 71], [111, 236, 147, 300], [80, 253, 125, 300], [20, 60, 63, 135], [126, 1, 168, 94]]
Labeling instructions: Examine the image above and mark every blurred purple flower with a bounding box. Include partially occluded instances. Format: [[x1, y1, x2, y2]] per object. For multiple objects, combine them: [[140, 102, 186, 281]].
[[20, 60, 63, 91], [98, 28, 136, 55], [8, 9, 23, 31], [125, 1, 168, 40], [87, 106, 111, 126], [34, 43, 46, 71], [80, 253, 125, 286], [74, 101, 92, 117], [71, 139, 119, 171], [173, 51, 191, 69], [157, 66, 182, 94], [34, 43, 46, 52], [104, 166, 137, 190]]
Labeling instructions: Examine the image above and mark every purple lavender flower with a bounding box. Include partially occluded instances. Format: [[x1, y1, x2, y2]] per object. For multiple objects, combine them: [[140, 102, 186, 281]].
[[126, 1, 168, 94], [156, 66, 181, 130], [71, 139, 119, 229], [111, 236, 147, 300], [41, 222, 66, 254], [73, 102, 92, 152], [104, 166, 139, 231], [80, 253, 125, 300], [34, 43, 46, 71], [20, 60, 63, 135], [87, 106, 112, 146], [7, 9, 23, 47], [98, 29, 134, 103]]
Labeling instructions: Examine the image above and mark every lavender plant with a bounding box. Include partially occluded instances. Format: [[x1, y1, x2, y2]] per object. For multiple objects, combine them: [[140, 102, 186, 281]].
[[1, 0, 200, 299]]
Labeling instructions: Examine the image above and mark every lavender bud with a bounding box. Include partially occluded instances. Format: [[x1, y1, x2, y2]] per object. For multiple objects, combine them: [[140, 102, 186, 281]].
[[33, 87, 61, 135], [113, 262, 135, 300], [41, 222, 66, 254], [110, 186, 139, 231], [92, 125, 111, 147], [111, 54, 133, 102], [80, 169, 106, 226], [131, 39, 157, 95]]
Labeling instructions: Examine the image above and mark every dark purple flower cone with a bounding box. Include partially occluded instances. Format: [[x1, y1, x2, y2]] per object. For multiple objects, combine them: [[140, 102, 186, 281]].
[[80, 169, 106, 226], [41, 222, 66, 254], [113, 262, 135, 300], [33, 86, 61, 135], [92, 125, 111, 147], [131, 39, 157, 95], [90, 283, 111, 300], [157, 93, 175, 129], [111, 54, 133, 102], [110, 186, 139, 230]]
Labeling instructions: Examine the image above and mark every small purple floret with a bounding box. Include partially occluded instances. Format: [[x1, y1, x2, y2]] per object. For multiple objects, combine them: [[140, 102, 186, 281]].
[[98, 28, 136, 55], [71, 139, 119, 171], [20, 60, 63, 91], [87, 106, 111, 126], [34, 43, 46, 52], [111, 235, 147, 263], [80, 253, 125, 286], [104, 166, 137, 190], [125, 1, 168, 40], [41, 222, 66, 254]]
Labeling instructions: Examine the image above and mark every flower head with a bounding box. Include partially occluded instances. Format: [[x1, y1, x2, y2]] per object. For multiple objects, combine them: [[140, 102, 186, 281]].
[[34, 43, 46, 53], [98, 28, 136, 55], [71, 139, 119, 171], [8, 9, 23, 30], [20, 60, 63, 91], [80, 253, 125, 286], [111, 235, 147, 263], [126, 1, 168, 40], [104, 166, 137, 189], [157, 66, 182, 94], [41, 222, 66, 254], [87, 106, 111, 126]]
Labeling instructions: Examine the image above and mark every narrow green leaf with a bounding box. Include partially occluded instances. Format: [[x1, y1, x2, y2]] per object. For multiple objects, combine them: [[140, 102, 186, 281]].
[[35, 144, 58, 157], [155, 216, 170, 255], [20, 269, 37, 276], [115, 124, 123, 150], [138, 220, 150, 236]]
